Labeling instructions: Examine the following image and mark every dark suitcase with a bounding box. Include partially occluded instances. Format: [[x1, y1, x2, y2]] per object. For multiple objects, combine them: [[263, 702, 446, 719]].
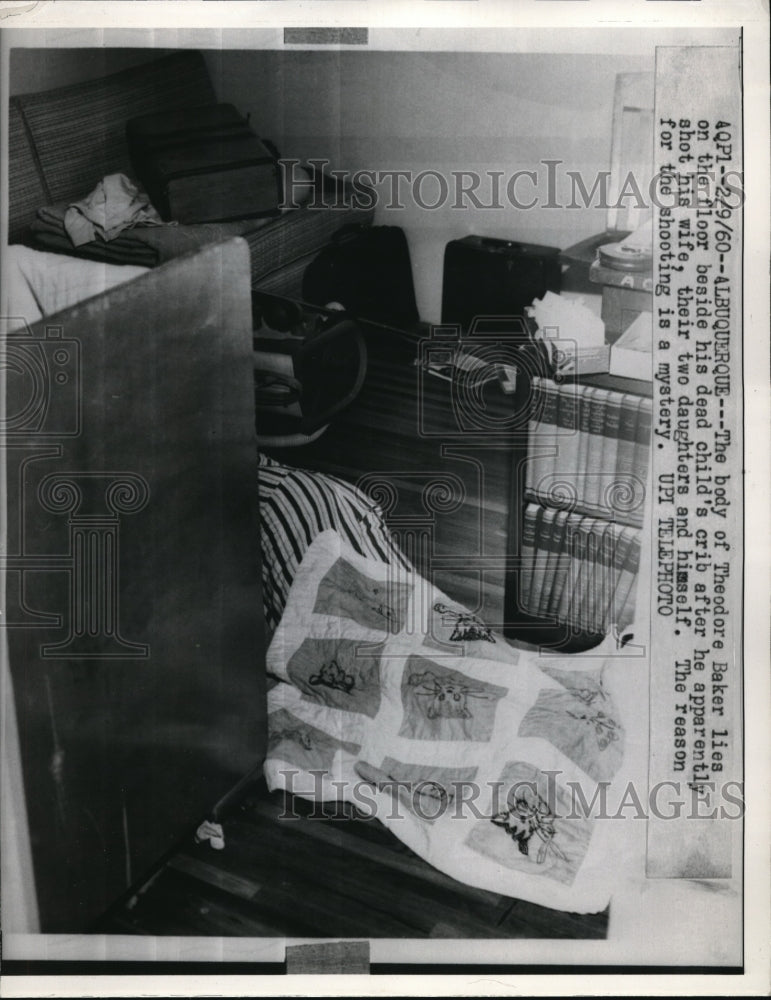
[[127, 104, 281, 224], [302, 224, 420, 330], [442, 235, 561, 332]]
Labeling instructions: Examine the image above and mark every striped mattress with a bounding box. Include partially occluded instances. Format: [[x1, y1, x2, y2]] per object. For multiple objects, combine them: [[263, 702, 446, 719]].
[[258, 453, 411, 635]]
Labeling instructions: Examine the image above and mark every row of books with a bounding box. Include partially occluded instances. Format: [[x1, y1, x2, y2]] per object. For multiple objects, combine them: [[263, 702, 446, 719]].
[[519, 503, 641, 634], [525, 378, 652, 528]]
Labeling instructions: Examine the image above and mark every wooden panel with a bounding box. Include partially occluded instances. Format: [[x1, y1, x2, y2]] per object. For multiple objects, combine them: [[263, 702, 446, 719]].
[[2, 238, 266, 930]]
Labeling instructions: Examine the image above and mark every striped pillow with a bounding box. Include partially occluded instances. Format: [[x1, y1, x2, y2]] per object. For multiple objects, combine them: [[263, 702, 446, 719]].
[[258, 453, 411, 634]]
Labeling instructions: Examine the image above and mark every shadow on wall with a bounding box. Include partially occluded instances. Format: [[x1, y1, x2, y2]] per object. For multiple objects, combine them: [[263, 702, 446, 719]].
[[207, 49, 655, 322]]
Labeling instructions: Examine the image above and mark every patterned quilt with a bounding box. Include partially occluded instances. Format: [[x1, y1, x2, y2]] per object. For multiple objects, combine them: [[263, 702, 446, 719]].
[[265, 530, 643, 914]]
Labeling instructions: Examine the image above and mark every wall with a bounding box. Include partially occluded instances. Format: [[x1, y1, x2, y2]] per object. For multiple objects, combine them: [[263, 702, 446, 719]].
[[9, 47, 174, 96], [8, 46, 653, 322], [205, 49, 653, 321]]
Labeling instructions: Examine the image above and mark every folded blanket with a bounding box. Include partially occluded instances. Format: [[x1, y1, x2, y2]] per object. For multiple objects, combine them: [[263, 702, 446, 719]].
[[64, 173, 163, 247], [31, 202, 270, 268]]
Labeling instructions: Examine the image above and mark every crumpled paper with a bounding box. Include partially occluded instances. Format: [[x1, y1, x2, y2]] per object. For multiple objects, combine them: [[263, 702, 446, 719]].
[[528, 290, 606, 348]]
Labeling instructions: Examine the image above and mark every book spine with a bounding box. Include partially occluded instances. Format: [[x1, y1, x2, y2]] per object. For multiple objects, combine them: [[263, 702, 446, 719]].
[[548, 512, 577, 621], [552, 382, 580, 512], [590, 521, 616, 634], [525, 377, 543, 496], [599, 390, 622, 519], [614, 394, 642, 525], [573, 517, 603, 633], [526, 379, 560, 504], [573, 386, 595, 513], [630, 397, 652, 526], [613, 529, 642, 631], [538, 508, 569, 619], [519, 503, 540, 616], [530, 507, 557, 618], [584, 388, 609, 511], [607, 526, 635, 628], [554, 508, 574, 619], [559, 514, 588, 628], [598, 522, 628, 632]]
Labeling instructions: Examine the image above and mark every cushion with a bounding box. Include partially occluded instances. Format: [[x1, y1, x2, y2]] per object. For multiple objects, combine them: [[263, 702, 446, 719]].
[[12, 51, 215, 234], [8, 100, 48, 244]]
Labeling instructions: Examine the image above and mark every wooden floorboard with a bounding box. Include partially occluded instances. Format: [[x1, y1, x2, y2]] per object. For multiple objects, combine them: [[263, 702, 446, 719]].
[[243, 798, 515, 927], [96, 781, 609, 940]]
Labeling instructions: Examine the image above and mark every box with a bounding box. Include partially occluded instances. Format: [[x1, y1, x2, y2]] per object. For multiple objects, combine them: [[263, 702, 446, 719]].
[[609, 345, 653, 380], [608, 311, 653, 381], [601, 284, 653, 342], [551, 342, 611, 376], [585, 258, 653, 343]]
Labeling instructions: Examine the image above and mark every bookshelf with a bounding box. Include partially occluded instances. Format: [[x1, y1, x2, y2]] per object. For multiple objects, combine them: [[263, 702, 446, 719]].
[[503, 372, 652, 651], [263, 331, 652, 653]]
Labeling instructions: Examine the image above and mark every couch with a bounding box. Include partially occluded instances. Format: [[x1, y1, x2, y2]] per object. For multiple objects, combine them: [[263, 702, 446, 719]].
[[8, 49, 374, 297]]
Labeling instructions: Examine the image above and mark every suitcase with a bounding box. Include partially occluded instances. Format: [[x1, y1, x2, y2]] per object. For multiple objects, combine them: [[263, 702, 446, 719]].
[[302, 224, 419, 330], [441, 235, 561, 332], [127, 104, 281, 224]]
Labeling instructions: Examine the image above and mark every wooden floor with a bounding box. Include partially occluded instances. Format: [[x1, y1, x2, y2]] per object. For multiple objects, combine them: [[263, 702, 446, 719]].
[[265, 344, 519, 629], [95, 341, 609, 942], [96, 779, 608, 939]]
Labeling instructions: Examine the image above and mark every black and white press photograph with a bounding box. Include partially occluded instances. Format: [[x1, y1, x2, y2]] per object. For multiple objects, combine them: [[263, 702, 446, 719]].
[[0, 1, 768, 996]]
